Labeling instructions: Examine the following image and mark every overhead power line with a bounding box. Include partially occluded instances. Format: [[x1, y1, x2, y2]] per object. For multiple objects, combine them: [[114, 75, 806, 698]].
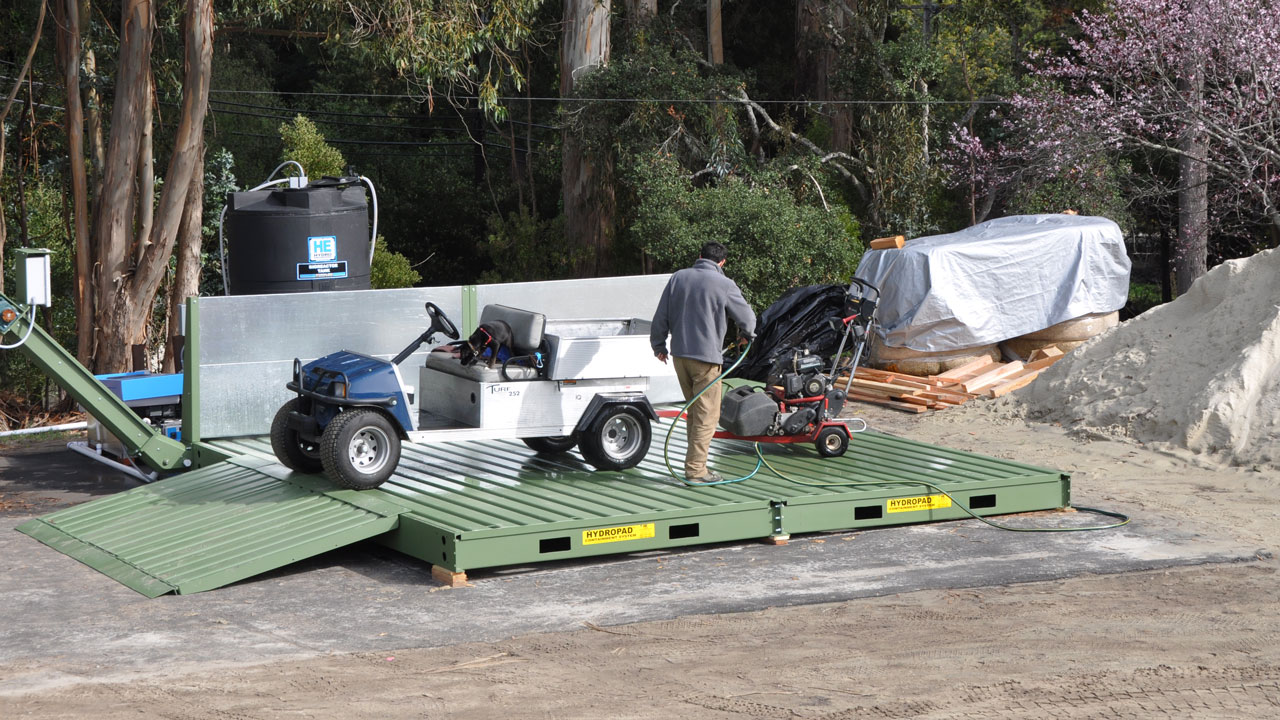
[[208, 88, 1009, 106]]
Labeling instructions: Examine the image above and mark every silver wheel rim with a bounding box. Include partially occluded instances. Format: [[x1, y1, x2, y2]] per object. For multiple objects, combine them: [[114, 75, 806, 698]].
[[348, 425, 391, 474], [823, 432, 843, 452], [600, 414, 643, 460]]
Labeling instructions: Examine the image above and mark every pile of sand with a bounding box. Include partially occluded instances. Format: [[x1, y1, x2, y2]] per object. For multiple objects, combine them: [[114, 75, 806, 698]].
[[1018, 247, 1280, 469]]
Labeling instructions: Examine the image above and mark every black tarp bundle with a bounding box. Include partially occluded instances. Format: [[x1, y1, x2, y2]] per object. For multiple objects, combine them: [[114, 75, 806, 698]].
[[729, 284, 850, 381]]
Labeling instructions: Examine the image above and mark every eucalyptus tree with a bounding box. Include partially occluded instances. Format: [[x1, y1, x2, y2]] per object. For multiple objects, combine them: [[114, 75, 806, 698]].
[[55, 0, 547, 372]]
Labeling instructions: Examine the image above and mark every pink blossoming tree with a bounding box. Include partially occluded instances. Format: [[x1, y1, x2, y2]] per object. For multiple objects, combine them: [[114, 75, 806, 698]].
[[949, 0, 1280, 293]]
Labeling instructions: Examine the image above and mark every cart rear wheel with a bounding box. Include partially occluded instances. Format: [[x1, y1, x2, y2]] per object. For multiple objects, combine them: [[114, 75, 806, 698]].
[[816, 425, 849, 458], [270, 398, 323, 473], [321, 408, 401, 490], [579, 405, 651, 471], [523, 435, 578, 454]]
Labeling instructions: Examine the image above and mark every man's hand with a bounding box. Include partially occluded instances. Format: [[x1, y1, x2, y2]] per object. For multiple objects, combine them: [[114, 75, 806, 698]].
[[655, 351, 668, 364]]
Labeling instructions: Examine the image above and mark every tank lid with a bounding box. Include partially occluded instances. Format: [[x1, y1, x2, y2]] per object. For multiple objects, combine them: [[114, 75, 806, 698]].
[[228, 185, 367, 214]]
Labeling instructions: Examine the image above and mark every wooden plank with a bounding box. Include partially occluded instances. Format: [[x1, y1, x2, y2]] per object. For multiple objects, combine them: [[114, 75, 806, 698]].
[[845, 378, 925, 397], [930, 356, 995, 383], [1024, 352, 1067, 373], [836, 374, 935, 392], [869, 234, 906, 250], [919, 389, 974, 405], [960, 361, 1025, 394], [847, 391, 928, 413], [894, 394, 933, 407], [1027, 345, 1064, 363], [851, 367, 941, 390], [988, 370, 1041, 398]]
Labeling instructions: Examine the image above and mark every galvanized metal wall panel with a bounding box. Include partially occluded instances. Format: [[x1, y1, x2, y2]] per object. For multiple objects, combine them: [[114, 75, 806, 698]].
[[475, 275, 672, 321], [196, 287, 463, 438], [196, 275, 675, 439]]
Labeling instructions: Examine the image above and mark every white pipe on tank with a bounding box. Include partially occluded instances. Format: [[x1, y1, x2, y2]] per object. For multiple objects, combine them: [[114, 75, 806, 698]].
[[360, 176, 379, 266]]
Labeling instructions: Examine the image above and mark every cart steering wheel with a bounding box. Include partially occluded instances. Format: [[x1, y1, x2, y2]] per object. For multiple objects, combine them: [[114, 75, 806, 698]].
[[425, 302, 460, 341]]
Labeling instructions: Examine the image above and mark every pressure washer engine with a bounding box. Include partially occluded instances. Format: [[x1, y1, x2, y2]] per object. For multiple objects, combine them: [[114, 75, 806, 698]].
[[716, 278, 879, 458]]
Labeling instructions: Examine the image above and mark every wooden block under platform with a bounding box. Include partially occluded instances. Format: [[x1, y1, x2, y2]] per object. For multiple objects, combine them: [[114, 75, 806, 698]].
[[432, 565, 469, 587]]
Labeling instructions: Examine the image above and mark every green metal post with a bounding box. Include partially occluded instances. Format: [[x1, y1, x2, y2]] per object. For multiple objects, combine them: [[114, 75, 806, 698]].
[[461, 285, 479, 335], [182, 296, 200, 446], [0, 292, 189, 471]]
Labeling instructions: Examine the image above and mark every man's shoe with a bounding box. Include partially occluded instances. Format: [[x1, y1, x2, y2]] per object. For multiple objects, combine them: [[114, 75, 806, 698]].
[[688, 471, 724, 484]]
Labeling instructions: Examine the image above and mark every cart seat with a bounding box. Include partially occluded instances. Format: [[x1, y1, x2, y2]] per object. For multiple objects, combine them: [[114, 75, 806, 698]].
[[424, 304, 546, 382]]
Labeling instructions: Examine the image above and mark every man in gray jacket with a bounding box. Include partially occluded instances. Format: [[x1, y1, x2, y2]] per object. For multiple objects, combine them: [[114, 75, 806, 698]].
[[651, 242, 757, 483]]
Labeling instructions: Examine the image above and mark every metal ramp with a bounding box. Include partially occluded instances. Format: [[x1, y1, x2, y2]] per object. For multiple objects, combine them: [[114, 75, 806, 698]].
[[19, 428, 1070, 596], [16, 455, 406, 597]]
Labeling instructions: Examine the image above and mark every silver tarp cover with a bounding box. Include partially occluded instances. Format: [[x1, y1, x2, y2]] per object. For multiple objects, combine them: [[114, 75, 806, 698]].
[[854, 214, 1131, 352]]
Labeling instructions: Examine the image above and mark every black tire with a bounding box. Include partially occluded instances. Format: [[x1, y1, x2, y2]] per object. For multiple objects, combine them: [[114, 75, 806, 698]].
[[270, 398, 323, 473], [579, 405, 651, 471], [815, 425, 849, 458], [523, 435, 578, 454], [320, 408, 402, 490]]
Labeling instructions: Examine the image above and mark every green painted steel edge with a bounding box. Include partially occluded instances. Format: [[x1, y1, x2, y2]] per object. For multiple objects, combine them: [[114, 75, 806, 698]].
[[16, 518, 177, 598], [183, 296, 201, 446], [461, 284, 479, 335], [17, 455, 408, 596]]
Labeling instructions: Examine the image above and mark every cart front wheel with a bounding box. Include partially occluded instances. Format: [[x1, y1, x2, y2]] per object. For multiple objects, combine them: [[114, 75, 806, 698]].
[[523, 435, 578, 454], [579, 405, 651, 471], [321, 408, 401, 490], [270, 398, 323, 473], [816, 425, 849, 458]]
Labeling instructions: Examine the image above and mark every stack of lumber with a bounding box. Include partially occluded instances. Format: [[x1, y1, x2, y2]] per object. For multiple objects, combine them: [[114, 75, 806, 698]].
[[832, 346, 1065, 413]]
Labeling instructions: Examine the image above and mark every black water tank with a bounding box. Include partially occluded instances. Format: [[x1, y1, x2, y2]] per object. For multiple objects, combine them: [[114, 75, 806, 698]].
[[224, 180, 372, 295]]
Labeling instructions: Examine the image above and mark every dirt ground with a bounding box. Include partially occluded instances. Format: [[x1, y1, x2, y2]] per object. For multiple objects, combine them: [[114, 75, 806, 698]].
[[3, 403, 1279, 719]]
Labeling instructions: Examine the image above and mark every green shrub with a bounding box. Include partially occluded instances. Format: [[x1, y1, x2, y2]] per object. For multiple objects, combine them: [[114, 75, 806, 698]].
[[370, 237, 421, 289], [279, 115, 347, 178], [630, 156, 862, 309], [478, 208, 578, 283]]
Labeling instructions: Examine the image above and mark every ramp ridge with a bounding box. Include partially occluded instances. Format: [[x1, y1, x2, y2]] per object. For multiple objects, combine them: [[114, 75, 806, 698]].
[[17, 459, 405, 596]]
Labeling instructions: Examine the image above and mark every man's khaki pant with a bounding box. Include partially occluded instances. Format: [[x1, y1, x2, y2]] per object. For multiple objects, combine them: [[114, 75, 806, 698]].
[[673, 356, 722, 479]]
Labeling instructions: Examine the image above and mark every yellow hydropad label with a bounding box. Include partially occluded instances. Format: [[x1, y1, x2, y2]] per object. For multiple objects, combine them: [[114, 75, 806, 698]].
[[582, 523, 655, 545], [887, 494, 952, 513]]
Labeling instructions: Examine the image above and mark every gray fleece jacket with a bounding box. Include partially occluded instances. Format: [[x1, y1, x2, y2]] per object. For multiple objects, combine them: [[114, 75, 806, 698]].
[[650, 258, 757, 365]]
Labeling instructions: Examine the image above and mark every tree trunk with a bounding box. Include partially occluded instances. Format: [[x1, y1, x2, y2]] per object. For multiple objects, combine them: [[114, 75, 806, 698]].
[[164, 143, 205, 374], [1175, 48, 1209, 296], [707, 0, 724, 65], [561, 0, 614, 278], [1175, 137, 1209, 295], [624, 0, 656, 25], [54, 0, 95, 366], [78, 0, 105, 197], [795, 1, 852, 152], [91, 0, 212, 372]]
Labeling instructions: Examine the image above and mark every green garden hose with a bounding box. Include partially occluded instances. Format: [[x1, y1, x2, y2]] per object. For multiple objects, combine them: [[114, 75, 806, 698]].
[[662, 339, 761, 486]]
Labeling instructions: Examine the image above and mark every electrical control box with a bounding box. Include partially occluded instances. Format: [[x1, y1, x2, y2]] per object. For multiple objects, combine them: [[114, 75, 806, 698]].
[[16, 248, 52, 308]]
